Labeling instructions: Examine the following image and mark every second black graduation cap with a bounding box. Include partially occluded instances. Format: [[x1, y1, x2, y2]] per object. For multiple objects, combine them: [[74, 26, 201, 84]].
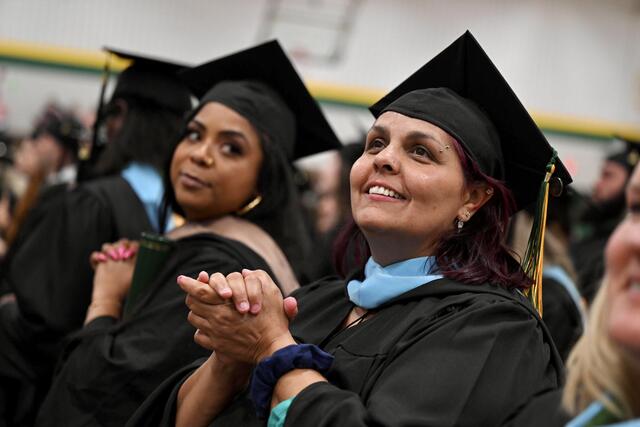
[[369, 31, 572, 210], [179, 40, 341, 160], [608, 136, 640, 173], [105, 48, 192, 113]]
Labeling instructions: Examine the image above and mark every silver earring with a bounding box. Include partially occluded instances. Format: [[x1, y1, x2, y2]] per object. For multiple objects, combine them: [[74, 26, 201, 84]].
[[457, 220, 464, 232], [486, 187, 494, 195]]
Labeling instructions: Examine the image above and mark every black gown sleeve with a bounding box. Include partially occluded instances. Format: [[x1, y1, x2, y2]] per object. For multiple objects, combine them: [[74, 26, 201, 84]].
[[285, 299, 560, 427], [34, 241, 268, 427]]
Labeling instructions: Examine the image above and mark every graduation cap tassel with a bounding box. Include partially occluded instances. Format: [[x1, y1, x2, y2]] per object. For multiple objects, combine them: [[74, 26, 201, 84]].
[[89, 53, 112, 155], [522, 150, 558, 316]]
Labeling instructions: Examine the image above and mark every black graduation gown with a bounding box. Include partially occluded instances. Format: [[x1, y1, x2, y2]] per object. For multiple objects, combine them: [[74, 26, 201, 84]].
[[541, 276, 584, 362], [34, 233, 273, 427], [0, 176, 152, 426], [127, 277, 564, 427]]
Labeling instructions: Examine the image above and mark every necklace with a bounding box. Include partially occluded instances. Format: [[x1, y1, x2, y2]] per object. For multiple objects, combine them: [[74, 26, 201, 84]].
[[345, 306, 370, 329]]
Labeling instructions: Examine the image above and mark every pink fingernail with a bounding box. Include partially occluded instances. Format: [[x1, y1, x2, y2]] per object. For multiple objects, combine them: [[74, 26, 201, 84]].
[[108, 249, 119, 260], [250, 303, 261, 314], [238, 301, 250, 312], [97, 253, 108, 262]]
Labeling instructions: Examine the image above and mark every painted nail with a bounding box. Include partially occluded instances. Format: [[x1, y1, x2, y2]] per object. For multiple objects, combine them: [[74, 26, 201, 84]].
[[250, 303, 261, 314], [108, 249, 119, 260], [239, 301, 250, 312]]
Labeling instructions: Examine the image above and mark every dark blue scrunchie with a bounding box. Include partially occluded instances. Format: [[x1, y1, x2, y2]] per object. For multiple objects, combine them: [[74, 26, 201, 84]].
[[249, 344, 334, 419]]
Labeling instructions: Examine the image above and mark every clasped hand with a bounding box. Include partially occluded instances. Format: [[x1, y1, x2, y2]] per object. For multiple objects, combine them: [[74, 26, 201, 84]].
[[177, 269, 298, 365], [90, 239, 139, 304]]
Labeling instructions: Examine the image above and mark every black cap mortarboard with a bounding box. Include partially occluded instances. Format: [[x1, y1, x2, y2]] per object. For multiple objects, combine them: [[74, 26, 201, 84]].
[[104, 48, 192, 113], [607, 136, 640, 174], [369, 31, 572, 211], [179, 40, 341, 160]]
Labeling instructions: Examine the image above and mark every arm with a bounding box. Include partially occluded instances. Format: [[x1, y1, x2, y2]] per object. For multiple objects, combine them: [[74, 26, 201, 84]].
[[175, 353, 251, 427], [176, 271, 326, 424], [84, 239, 138, 324]]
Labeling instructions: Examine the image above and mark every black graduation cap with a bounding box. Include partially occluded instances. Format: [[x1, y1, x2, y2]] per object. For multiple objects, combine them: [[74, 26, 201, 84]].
[[103, 48, 192, 113], [179, 40, 341, 160], [607, 136, 640, 174], [32, 108, 87, 152], [369, 31, 572, 211]]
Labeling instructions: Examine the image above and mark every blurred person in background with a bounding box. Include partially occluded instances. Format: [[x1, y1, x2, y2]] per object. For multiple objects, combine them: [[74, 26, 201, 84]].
[[562, 161, 640, 426], [571, 137, 639, 305], [510, 193, 586, 362], [0, 50, 191, 427], [13, 103, 85, 187], [305, 141, 363, 280], [0, 104, 87, 254]]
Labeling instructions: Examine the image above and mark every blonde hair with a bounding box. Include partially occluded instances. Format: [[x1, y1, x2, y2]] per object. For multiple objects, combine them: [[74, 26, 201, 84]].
[[562, 275, 640, 418]]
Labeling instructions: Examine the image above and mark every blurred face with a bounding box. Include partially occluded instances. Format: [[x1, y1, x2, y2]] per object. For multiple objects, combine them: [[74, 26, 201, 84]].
[[33, 133, 65, 171], [103, 99, 127, 144], [592, 160, 628, 204], [350, 111, 490, 264], [170, 102, 263, 221], [313, 152, 341, 234], [606, 164, 640, 358], [14, 134, 64, 177]]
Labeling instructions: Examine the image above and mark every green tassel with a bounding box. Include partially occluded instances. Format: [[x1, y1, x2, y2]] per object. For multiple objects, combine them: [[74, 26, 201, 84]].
[[522, 149, 558, 316]]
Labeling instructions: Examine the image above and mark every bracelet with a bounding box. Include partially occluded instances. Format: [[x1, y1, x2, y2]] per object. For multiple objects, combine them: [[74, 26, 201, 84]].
[[250, 344, 334, 419]]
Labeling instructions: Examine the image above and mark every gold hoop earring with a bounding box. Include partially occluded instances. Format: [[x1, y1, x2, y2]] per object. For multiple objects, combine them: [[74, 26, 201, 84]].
[[236, 195, 262, 216]]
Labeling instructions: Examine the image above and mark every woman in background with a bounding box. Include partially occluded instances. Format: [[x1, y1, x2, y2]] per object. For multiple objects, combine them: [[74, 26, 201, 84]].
[[34, 40, 340, 427], [563, 163, 640, 425], [0, 51, 191, 427]]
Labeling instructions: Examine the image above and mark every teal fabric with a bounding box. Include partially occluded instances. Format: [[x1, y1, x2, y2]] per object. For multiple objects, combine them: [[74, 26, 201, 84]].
[[268, 397, 295, 427], [121, 162, 167, 231], [347, 256, 442, 309]]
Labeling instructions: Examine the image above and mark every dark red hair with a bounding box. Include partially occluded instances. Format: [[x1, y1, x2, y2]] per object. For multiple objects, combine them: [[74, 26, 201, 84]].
[[333, 137, 531, 290]]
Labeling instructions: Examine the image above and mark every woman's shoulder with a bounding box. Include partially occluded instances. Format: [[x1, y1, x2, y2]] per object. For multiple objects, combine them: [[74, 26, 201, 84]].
[[172, 232, 271, 270], [386, 277, 536, 315], [291, 276, 348, 302]]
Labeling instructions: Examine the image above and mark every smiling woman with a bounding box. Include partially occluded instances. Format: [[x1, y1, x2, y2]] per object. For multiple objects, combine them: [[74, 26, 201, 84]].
[[170, 103, 264, 222], [32, 40, 340, 427], [126, 32, 572, 427], [563, 164, 640, 424]]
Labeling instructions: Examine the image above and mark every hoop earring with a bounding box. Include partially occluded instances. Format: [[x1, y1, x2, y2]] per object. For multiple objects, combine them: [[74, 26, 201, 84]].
[[236, 195, 262, 216]]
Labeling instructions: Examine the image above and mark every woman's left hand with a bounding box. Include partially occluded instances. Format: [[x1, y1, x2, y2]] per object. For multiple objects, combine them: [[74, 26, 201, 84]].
[[178, 270, 296, 365], [91, 239, 139, 303]]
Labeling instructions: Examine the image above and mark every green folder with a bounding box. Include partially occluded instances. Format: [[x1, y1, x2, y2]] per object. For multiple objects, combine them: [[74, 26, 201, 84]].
[[123, 232, 175, 316]]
